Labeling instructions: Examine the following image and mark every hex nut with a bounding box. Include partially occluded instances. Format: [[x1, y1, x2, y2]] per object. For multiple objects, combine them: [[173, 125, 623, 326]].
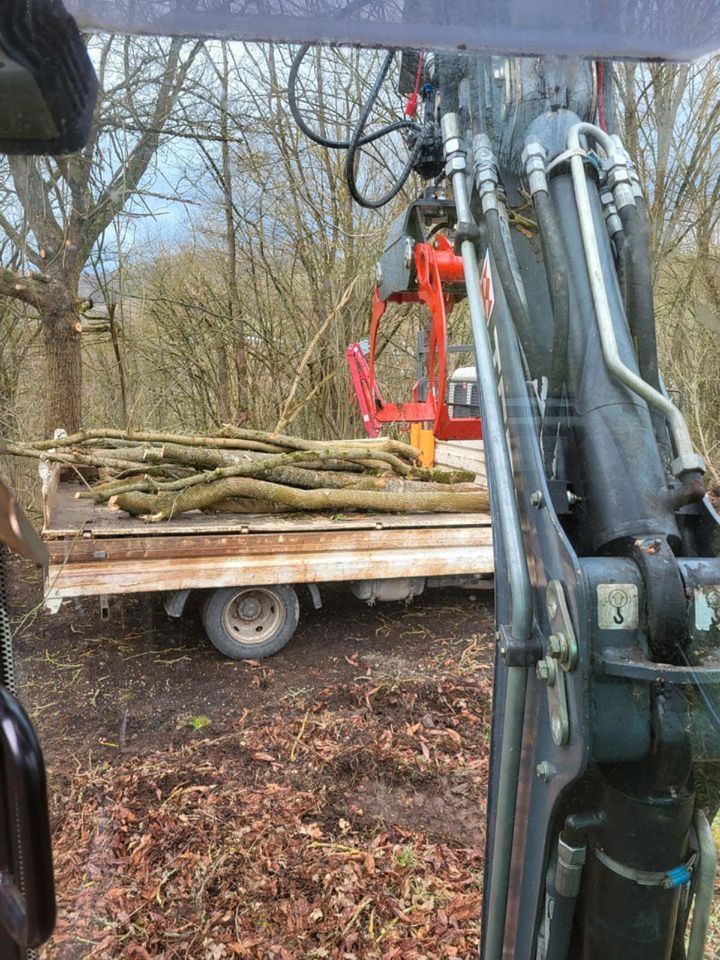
[[536, 659, 550, 682], [445, 155, 467, 175], [536, 658, 557, 685], [536, 761, 557, 783], [558, 837, 586, 866], [548, 634, 564, 658], [672, 453, 706, 477], [607, 163, 631, 189], [521, 141, 546, 164]]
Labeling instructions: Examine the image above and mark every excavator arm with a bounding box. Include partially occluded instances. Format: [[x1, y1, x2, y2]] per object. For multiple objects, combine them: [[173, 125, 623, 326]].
[[292, 45, 720, 960]]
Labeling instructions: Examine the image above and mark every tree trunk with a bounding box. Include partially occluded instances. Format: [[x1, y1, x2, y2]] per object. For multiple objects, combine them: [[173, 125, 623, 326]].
[[107, 302, 129, 426], [220, 41, 247, 423], [41, 296, 82, 435]]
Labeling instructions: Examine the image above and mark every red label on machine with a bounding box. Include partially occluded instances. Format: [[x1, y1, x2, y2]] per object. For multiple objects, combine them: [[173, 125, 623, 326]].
[[480, 251, 495, 321]]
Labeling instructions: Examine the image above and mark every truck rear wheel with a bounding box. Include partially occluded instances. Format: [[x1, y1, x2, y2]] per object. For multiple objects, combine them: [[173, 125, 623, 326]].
[[202, 585, 300, 660]]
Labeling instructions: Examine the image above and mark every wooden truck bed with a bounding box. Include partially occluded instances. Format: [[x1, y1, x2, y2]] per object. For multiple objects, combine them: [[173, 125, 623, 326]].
[[42, 440, 493, 602]]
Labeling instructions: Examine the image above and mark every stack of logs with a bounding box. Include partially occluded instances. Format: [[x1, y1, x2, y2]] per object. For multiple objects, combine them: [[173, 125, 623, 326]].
[[3, 427, 488, 522]]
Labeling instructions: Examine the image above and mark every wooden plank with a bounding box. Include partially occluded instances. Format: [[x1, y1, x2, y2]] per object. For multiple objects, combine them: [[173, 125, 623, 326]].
[[435, 439, 486, 479], [46, 522, 492, 564], [43, 482, 488, 539], [45, 541, 495, 599]]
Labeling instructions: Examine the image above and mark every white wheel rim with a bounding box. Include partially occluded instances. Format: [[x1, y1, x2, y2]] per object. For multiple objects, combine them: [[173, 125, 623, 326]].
[[222, 588, 285, 645]]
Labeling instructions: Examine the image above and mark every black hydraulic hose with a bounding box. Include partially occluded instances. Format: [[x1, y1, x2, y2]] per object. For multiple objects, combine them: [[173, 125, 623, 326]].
[[613, 226, 628, 309], [618, 201, 660, 392], [344, 51, 423, 209], [544, 876, 576, 960], [618, 199, 676, 466], [484, 207, 538, 371], [288, 43, 419, 150], [532, 188, 570, 475], [289, 41, 422, 209]]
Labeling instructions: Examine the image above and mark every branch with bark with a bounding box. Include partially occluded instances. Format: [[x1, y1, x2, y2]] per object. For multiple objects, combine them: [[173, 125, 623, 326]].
[[3, 428, 487, 521]]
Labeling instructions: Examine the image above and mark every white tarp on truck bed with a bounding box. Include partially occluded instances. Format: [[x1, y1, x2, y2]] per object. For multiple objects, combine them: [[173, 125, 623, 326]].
[[65, 0, 720, 61]]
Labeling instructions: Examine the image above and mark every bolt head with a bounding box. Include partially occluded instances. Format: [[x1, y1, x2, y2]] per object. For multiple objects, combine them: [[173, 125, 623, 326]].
[[536, 659, 550, 682], [548, 634, 563, 658], [530, 490, 543, 507], [536, 761, 557, 783]]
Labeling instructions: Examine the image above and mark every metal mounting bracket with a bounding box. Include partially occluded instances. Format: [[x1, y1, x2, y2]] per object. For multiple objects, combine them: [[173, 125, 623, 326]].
[[537, 580, 577, 746]]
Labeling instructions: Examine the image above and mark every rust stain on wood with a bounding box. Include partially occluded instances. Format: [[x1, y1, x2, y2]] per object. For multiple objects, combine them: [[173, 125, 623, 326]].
[[46, 543, 494, 599]]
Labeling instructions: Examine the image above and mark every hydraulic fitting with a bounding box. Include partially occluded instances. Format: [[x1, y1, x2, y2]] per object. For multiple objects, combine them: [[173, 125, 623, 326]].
[[441, 113, 470, 181], [555, 836, 587, 898], [440, 111, 461, 143], [610, 133, 644, 199], [607, 162, 635, 211], [605, 134, 637, 210], [472, 132, 500, 214], [522, 140, 548, 196], [672, 452, 707, 478], [445, 153, 467, 177], [599, 188, 623, 237]]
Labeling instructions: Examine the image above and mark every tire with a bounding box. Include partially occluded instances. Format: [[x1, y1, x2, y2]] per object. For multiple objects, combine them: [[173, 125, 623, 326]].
[[202, 585, 300, 660]]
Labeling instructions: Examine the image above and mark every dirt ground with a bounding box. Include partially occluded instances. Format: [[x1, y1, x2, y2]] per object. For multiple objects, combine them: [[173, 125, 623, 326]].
[[7, 559, 495, 960]]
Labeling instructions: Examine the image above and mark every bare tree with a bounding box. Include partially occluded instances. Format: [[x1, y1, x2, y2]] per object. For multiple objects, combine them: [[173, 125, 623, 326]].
[[0, 34, 202, 434], [617, 56, 720, 478]]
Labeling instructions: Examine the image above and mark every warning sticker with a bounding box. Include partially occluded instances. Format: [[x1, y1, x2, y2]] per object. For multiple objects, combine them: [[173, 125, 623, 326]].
[[597, 583, 639, 630], [480, 250, 495, 322]]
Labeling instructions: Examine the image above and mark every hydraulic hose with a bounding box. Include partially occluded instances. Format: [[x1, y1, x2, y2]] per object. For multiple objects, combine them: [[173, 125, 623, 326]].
[[687, 808, 717, 960], [532, 188, 570, 474], [344, 50, 425, 209], [618, 200, 660, 392], [484, 207, 540, 372], [617, 198, 677, 466], [289, 42, 423, 209], [613, 227, 628, 308], [287, 43, 418, 150]]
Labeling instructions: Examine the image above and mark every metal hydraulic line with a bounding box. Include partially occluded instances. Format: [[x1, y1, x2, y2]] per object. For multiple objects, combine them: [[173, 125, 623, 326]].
[[441, 111, 531, 960], [566, 121, 704, 481]]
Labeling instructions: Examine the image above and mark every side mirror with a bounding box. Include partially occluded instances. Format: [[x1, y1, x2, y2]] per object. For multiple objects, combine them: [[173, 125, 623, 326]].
[[0, 686, 56, 953], [0, 481, 54, 954], [0, 0, 97, 155]]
